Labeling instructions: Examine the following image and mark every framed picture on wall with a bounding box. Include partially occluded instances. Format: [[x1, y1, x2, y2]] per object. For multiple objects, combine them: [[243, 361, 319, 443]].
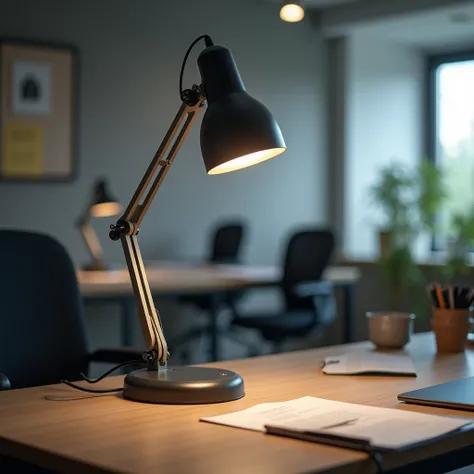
[[0, 39, 78, 182]]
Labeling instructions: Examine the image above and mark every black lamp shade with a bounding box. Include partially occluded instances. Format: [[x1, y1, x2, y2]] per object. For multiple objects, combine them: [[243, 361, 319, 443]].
[[198, 45, 286, 175], [90, 179, 121, 217]]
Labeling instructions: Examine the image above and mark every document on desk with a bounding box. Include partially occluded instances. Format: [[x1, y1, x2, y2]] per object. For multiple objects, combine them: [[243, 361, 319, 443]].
[[321, 351, 417, 376], [201, 396, 471, 450]]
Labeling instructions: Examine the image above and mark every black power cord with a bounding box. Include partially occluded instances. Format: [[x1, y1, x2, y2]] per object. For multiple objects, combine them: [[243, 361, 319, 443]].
[[60, 359, 146, 394], [60, 379, 123, 394], [179, 35, 214, 102]]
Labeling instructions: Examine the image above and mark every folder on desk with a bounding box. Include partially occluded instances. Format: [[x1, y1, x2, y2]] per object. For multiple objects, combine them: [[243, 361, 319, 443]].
[[321, 351, 417, 376]]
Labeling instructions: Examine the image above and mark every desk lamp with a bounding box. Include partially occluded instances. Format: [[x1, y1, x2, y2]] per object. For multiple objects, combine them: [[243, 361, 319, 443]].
[[77, 178, 121, 271], [108, 35, 286, 404]]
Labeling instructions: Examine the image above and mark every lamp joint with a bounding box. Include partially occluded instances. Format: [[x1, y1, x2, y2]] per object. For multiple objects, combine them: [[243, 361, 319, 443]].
[[142, 350, 170, 371], [181, 84, 204, 106], [142, 349, 158, 366], [76, 216, 87, 227], [109, 219, 134, 240]]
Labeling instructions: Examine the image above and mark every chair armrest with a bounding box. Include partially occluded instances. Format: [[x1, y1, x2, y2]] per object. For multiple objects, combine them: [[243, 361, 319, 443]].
[[89, 347, 145, 365], [293, 281, 333, 298], [0, 373, 11, 391], [295, 282, 336, 327]]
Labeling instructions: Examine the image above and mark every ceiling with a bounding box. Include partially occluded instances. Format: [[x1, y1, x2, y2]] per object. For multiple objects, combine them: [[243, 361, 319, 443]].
[[298, 0, 359, 5], [264, 0, 359, 9], [343, 4, 474, 51], [264, 0, 474, 51]]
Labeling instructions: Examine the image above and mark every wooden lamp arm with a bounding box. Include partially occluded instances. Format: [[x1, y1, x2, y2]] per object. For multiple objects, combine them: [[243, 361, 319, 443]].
[[109, 90, 205, 366]]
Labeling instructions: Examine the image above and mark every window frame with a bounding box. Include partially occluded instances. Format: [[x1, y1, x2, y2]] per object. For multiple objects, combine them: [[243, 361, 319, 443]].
[[426, 49, 474, 252]]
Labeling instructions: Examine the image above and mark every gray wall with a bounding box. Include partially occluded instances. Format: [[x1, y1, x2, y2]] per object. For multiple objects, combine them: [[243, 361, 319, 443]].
[[0, 0, 330, 357], [326, 32, 428, 339], [344, 32, 425, 258], [0, 0, 327, 268], [344, 33, 426, 332], [326, 32, 426, 259]]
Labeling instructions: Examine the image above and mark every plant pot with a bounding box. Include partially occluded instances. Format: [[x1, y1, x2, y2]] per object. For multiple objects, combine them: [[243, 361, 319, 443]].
[[431, 309, 472, 353]]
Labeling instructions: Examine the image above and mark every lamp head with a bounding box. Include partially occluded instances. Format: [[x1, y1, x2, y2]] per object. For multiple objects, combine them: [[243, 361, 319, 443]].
[[197, 45, 286, 175], [90, 179, 121, 217], [280, 0, 305, 22]]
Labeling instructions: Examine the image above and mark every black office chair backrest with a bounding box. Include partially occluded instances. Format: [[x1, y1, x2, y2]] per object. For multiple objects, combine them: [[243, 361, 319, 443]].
[[0, 230, 88, 389], [209, 222, 245, 264], [282, 229, 335, 310]]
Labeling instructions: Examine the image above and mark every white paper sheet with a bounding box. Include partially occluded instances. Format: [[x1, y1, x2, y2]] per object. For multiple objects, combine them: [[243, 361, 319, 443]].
[[201, 396, 471, 449], [322, 352, 416, 376]]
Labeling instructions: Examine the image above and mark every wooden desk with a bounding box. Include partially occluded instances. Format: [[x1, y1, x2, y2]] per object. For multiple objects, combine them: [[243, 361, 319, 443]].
[[2, 333, 474, 474], [78, 264, 360, 358]]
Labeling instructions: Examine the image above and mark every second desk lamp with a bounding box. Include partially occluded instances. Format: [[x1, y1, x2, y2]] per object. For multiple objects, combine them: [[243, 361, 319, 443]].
[[77, 178, 121, 271], [108, 35, 286, 405]]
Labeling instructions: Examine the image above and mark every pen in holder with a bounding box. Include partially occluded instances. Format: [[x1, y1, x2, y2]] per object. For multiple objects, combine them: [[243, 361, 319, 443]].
[[428, 284, 474, 353]]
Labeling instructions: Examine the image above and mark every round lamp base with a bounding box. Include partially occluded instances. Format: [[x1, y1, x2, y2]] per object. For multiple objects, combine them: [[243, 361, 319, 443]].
[[123, 366, 245, 404]]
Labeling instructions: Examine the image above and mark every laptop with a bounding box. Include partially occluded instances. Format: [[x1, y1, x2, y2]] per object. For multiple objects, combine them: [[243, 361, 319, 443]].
[[398, 377, 474, 411]]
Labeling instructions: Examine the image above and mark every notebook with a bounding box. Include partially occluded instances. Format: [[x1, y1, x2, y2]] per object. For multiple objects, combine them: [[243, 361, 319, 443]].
[[321, 352, 417, 376], [200, 396, 471, 451]]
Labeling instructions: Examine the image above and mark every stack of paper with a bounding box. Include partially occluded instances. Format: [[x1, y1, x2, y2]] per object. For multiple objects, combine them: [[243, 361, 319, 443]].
[[201, 396, 471, 450]]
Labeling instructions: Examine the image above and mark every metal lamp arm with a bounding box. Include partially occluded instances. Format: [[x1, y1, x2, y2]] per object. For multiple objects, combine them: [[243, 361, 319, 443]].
[[109, 87, 205, 365]]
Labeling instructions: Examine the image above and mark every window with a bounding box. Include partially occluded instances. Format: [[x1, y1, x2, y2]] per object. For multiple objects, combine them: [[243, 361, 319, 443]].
[[427, 51, 474, 248]]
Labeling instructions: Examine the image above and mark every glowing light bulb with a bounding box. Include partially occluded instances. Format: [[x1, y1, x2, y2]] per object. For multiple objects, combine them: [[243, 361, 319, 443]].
[[280, 1, 305, 23]]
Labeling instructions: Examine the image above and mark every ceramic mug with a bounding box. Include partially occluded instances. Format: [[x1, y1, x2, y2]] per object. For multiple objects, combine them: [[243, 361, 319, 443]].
[[366, 312, 415, 349]]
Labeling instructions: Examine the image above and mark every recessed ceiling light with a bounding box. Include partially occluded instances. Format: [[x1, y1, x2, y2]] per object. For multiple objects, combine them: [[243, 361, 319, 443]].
[[280, 0, 305, 23]]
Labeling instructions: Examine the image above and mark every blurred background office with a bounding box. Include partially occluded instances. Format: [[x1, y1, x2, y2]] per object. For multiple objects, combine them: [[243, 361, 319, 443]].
[[0, 0, 473, 369]]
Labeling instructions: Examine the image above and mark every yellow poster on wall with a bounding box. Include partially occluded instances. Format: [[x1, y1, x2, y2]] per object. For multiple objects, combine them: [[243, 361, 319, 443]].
[[2, 122, 44, 177]]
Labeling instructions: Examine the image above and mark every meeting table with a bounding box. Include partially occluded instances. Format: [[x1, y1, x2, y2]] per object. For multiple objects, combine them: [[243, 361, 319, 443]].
[[78, 262, 360, 361]]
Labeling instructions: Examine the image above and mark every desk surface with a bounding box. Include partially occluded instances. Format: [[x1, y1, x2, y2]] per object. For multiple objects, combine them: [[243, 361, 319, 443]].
[[2, 333, 474, 474], [78, 263, 360, 297]]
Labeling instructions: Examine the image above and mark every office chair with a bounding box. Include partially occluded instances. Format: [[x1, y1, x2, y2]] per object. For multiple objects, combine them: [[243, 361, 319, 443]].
[[169, 221, 259, 361], [209, 223, 246, 264], [0, 230, 144, 391], [178, 222, 245, 311], [230, 229, 336, 354]]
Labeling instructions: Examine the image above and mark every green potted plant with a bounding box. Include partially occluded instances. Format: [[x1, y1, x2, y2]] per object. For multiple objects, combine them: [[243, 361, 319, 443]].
[[444, 207, 474, 280], [369, 160, 445, 310], [368, 162, 411, 258]]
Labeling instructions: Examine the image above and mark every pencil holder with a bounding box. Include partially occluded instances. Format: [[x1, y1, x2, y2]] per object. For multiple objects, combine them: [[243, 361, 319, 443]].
[[431, 309, 472, 353]]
